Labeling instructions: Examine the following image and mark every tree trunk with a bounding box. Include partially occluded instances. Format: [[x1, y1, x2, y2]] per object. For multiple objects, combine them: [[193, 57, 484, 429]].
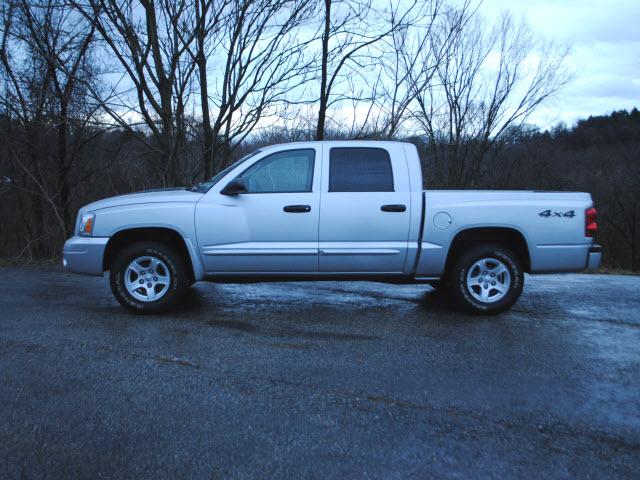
[[315, 0, 331, 141], [57, 101, 71, 237], [197, 0, 213, 180]]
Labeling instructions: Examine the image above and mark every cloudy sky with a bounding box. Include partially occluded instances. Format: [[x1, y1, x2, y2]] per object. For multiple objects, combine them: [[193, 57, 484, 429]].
[[477, 0, 640, 127]]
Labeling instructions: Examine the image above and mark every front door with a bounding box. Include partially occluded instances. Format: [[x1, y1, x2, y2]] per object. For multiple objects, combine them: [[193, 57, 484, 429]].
[[318, 145, 411, 273], [195, 147, 320, 274]]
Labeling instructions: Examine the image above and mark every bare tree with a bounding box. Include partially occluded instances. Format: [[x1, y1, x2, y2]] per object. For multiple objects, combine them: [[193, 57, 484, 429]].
[[0, 0, 98, 238], [370, 0, 464, 139], [313, 0, 417, 140], [204, 0, 315, 176], [189, 0, 229, 179], [412, 9, 570, 187], [72, 0, 201, 186]]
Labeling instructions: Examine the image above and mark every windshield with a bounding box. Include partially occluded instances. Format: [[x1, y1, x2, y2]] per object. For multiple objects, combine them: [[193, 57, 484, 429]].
[[190, 150, 261, 193]]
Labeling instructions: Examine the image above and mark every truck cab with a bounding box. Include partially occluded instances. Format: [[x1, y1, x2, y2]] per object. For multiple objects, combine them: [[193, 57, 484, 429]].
[[194, 142, 417, 277]]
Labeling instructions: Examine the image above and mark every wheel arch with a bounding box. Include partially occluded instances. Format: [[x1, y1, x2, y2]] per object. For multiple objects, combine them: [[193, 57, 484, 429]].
[[444, 226, 531, 275], [103, 227, 198, 283]]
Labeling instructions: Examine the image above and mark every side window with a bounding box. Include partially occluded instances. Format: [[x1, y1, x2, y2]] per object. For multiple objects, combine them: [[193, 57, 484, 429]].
[[238, 149, 315, 193], [329, 148, 394, 192]]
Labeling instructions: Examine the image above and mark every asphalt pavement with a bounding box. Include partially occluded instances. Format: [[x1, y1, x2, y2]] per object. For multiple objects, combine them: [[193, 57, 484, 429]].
[[1, 266, 639, 479]]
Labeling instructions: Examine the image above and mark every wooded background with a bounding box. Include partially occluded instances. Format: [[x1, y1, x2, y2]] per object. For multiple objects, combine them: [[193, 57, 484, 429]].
[[0, 0, 638, 271]]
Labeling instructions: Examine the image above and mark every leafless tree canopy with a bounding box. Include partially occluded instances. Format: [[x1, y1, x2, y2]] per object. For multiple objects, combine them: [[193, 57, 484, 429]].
[[1, 0, 637, 271]]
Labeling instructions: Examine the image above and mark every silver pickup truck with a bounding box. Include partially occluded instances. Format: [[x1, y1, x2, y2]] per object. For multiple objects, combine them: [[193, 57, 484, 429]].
[[63, 141, 601, 315]]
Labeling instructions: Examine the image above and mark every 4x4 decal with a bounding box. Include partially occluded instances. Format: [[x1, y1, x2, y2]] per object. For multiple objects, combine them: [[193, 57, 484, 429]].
[[539, 209, 575, 218]]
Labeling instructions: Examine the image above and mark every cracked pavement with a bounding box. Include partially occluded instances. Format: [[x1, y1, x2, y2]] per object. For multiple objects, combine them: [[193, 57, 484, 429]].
[[1, 266, 639, 478]]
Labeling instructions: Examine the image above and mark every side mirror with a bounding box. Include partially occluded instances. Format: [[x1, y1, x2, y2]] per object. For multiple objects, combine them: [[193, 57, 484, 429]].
[[221, 178, 247, 195]]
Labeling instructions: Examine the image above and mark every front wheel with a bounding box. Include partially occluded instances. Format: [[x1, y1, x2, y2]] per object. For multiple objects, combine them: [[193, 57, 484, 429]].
[[110, 241, 189, 314], [446, 244, 524, 315]]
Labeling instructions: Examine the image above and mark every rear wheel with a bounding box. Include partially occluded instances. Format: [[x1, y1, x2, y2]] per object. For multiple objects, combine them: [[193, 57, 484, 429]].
[[447, 244, 524, 315], [110, 241, 189, 313]]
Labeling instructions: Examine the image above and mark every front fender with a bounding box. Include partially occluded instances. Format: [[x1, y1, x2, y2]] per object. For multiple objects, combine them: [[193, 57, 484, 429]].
[[90, 203, 205, 281]]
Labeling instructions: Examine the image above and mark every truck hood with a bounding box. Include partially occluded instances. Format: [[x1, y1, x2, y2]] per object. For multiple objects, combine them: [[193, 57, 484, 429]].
[[83, 188, 204, 212]]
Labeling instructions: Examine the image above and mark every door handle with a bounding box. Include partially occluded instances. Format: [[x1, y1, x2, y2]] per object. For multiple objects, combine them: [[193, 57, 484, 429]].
[[381, 204, 406, 212], [283, 205, 311, 213]]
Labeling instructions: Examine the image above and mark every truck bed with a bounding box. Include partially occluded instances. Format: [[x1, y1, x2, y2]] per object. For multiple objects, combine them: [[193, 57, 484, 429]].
[[414, 190, 595, 277]]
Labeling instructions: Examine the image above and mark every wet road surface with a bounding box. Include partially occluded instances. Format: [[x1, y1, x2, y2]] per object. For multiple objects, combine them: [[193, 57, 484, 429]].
[[1, 266, 639, 479]]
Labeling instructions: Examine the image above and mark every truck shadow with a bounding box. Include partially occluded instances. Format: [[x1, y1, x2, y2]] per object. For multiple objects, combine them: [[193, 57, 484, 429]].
[[416, 289, 516, 323], [173, 286, 207, 313], [101, 281, 513, 328], [172, 287, 380, 341], [419, 288, 452, 311], [173, 284, 471, 321]]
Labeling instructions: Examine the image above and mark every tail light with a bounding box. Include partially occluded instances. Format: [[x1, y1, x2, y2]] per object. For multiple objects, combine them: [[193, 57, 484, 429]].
[[585, 207, 597, 237]]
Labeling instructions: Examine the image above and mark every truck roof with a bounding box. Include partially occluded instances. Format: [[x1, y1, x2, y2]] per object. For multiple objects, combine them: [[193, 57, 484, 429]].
[[260, 140, 414, 150]]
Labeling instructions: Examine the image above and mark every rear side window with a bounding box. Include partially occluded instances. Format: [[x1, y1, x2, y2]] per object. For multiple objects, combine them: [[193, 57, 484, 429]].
[[329, 148, 394, 192]]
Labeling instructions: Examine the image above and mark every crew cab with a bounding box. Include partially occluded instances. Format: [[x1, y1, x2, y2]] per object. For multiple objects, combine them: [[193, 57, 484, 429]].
[[63, 141, 601, 314]]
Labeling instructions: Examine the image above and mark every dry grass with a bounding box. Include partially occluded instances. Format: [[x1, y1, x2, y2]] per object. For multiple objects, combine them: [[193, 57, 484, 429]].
[[591, 267, 639, 276], [0, 257, 59, 268]]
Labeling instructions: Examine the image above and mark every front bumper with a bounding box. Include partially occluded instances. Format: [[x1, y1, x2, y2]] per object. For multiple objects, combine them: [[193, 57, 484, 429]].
[[62, 236, 109, 276], [586, 244, 602, 270]]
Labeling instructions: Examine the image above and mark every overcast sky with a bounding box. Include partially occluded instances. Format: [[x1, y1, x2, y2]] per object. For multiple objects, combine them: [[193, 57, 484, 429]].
[[476, 0, 640, 128]]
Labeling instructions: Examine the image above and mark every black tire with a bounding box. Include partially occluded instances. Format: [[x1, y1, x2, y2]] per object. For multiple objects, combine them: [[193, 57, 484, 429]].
[[110, 241, 189, 314], [446, 244, 524, 315]]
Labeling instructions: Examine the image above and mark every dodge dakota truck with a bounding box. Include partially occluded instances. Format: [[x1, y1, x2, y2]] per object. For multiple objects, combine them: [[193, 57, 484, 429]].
[[63, 141, 601, 314]]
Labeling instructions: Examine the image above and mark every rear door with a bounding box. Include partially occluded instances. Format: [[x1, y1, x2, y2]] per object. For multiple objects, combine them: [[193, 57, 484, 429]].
[[318, 144, 411, 273]]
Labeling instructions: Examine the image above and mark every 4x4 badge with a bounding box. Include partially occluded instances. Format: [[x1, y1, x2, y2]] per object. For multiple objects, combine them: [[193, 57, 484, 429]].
[[539, 209, 575, 218]]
